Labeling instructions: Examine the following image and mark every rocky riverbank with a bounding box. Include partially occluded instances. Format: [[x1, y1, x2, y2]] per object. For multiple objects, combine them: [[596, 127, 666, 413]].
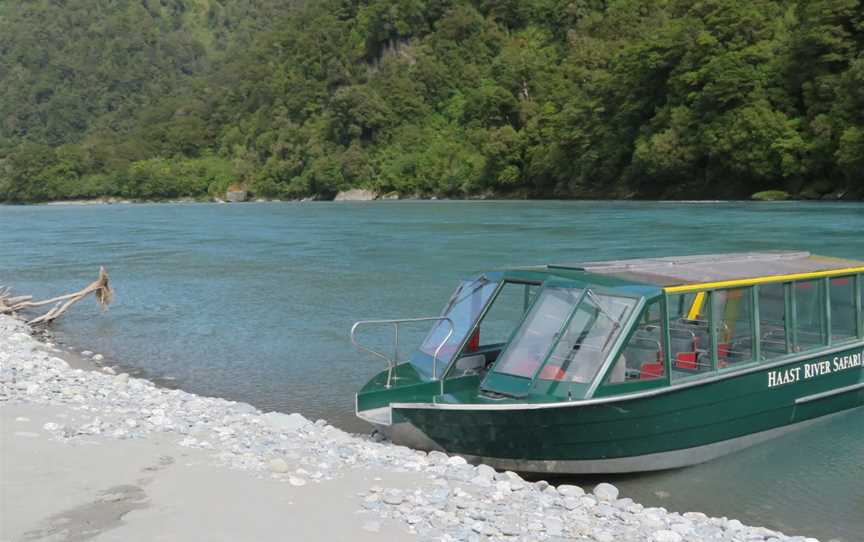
[[0, 314, 817, 542]]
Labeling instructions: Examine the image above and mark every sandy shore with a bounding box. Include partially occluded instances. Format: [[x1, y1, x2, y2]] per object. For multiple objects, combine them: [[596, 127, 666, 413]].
[[0, 314, 815, 542], [1, 404, 414, 542]]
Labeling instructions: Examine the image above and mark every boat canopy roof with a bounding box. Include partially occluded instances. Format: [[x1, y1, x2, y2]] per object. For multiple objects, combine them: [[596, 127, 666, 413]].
[[546, 251, 864, 292]]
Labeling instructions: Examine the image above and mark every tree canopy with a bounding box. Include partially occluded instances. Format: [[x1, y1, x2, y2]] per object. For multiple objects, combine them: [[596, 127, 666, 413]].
[[1, 0, 862, 202]]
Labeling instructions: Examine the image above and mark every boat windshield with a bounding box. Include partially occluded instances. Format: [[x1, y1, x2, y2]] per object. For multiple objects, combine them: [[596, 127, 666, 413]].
[[540, 291, 636, 383], [417, 277, 498, 374], [492, 287, 582, 378], [492, 287, 636, 385]]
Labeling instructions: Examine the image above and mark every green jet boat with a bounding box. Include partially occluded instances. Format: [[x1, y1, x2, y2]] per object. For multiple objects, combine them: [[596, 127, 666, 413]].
[[352, 252, 864, 473]]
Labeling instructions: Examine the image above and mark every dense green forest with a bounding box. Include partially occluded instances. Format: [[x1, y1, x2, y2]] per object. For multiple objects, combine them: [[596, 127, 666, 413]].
[[1, 0, 863, 202]]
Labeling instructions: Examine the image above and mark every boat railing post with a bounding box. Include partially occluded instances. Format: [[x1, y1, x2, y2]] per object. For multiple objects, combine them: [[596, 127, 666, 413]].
[[391, 322, 400, 388], [707, 291, 718, 375], [394, 322, 399, 363], [662, 295, 672, 387], [432, 320, 455, 381], [785, 283, 795, 354], [350, 317, 455, 386], [752, 285, 761, 363], [856, 274, 863, 338], [823, 277, 832, 347]]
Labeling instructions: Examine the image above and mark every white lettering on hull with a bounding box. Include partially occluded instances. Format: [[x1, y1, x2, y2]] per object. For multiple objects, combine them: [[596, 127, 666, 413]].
[[768, 350, 863, 388]]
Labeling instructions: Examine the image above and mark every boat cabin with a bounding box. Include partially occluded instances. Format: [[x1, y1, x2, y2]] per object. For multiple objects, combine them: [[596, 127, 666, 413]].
[[355, 252, 864, 411]]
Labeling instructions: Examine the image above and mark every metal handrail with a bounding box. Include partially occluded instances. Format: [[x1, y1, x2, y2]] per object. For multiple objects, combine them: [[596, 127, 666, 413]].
[[350, 316, 455, 388]]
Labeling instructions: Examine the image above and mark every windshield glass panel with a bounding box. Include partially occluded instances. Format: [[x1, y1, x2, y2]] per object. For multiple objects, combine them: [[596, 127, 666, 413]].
[[492, 287, 582, 378], [418, 278, 498, 370], [540, 293, 637, 383]]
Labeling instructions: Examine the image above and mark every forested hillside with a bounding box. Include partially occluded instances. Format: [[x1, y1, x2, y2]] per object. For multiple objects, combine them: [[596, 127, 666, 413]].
[[1, 0, 863, 202]]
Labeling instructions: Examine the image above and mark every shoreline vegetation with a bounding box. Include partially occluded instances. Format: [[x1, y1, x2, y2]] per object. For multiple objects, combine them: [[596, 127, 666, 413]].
[[0, 313, 819, 541], [1, 189, 857, 206], [2, 1, 864, 205]]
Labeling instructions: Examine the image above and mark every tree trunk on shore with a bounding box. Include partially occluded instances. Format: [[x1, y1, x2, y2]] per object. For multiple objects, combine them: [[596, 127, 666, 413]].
[[0, 267, 113, 325]]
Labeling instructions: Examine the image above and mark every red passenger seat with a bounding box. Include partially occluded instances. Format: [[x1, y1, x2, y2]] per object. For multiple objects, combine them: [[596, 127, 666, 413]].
[[640, 362, 665, 379], [675, 352, 697, 370], [539, 364, 566, 381]]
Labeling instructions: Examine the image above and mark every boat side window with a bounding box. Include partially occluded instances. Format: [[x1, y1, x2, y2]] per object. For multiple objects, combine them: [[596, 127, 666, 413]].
[[605, 300, 665, 384], [451, 282, 538, 377], [539, 293, 636, 384], [713, 287, 755, 369], [418, 278, 498, 376], [492, 287, 581, 378], [793, 280, 827, 351], [467, 283, 538, 349], [829, 276, 857, 343], [668, 292, 713, 381], [758, 282, 789, 360]]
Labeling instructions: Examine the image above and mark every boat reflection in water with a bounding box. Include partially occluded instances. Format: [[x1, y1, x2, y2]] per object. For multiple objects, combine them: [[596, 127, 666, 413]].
[[352, 252, 864, 473]]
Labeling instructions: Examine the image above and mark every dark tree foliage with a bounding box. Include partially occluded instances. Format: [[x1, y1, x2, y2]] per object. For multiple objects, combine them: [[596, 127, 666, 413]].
[[1, 0, 862, 202]]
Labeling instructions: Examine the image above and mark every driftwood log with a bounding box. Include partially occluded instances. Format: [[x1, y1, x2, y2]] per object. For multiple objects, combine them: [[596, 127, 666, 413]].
[[0, 267, 113, 326]]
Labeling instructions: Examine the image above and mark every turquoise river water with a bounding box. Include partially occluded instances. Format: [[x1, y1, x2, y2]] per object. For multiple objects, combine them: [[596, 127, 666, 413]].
[[1, 201, 861, 540]]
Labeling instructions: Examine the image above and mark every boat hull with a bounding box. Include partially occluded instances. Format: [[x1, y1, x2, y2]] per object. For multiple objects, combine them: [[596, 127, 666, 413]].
[[435, 410, 860, 473], [377, 344, 864, 473]]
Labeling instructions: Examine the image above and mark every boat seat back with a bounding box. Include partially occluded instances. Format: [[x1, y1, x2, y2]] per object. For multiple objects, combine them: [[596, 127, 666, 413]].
[[670, 319, 713, 371], [455, 354, 486, 373], [624, 338, 663, 368], [669, 326, 697, 352]]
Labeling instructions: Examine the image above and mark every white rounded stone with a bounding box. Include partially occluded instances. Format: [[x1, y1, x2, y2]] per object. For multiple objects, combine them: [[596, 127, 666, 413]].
[[593, 482, 619, 502], [447, 455, 468, 467], [475, 464, 496, 480], [269, 458, 289, 473], [558, 484, 585, 497]]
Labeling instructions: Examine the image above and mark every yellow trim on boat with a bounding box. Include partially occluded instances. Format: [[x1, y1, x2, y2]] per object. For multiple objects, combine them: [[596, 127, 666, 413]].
[[665, 267, 864, 294], [687, 291, 706, 320]]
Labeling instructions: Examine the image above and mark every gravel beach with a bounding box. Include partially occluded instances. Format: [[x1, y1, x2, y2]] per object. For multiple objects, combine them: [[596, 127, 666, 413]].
[[0, 314, 818, 542]]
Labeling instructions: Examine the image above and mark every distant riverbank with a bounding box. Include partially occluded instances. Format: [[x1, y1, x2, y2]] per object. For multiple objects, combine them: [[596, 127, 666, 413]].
[[4, 191, 862, 206], [2, 182, 862, 206]]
